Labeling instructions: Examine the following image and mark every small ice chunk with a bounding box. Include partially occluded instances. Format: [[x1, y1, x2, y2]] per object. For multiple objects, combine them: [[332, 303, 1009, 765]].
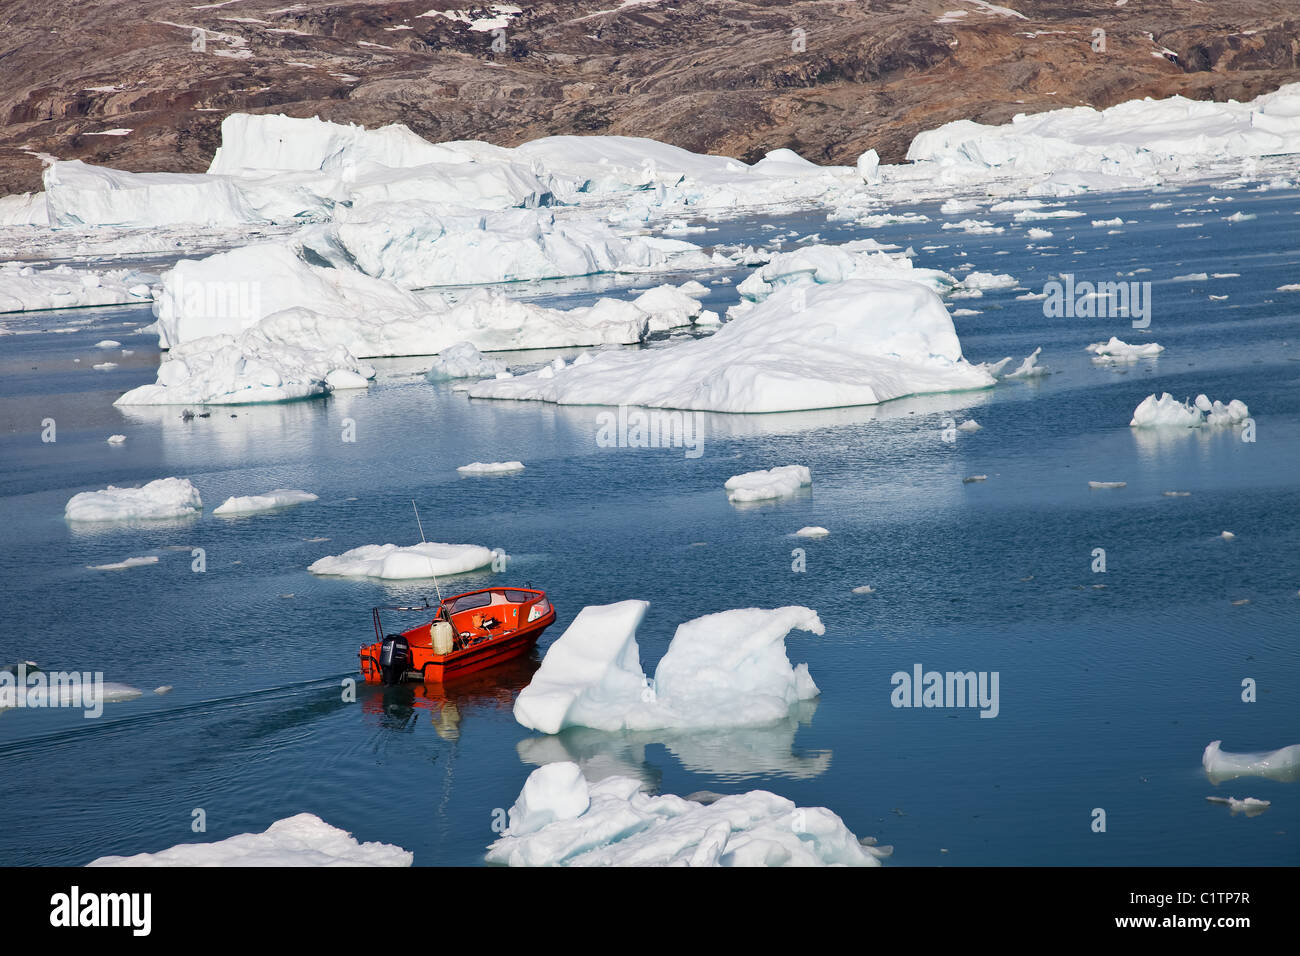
[[88, 555, 159, 571], [65, 478, 203, 522], [88, 813, 412, 866], [851, 585, 876, 594], [213, 489, 318, 515], [794, 526, 829, 537], [956, 419, 981, 432], [457, 461, 525, 475], [725, 465, 811, 503], [1088, 481, 1126, 489], [308, 542, 498, 579], [106, 434, 126, 444], [1203, 740, 1300, 784]]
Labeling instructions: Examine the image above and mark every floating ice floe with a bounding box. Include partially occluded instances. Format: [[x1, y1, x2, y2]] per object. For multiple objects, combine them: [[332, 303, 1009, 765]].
[[1203, 740, 1300, 784], [424, 342, 508, 380], [88, 556, 158, 571], [457, 461, 525, 475], [1088, 481, 1126, 489], [106, 434, 126, 444], [0, 262, 153, 314], [213, 489, 318, 515], [957, 419, 982, 433], [485, 763, 885, 867], [307, 542, 497, 579], [470, 280, 996, 413], [1003, 346, 1047, 379], [1129, 392, 1249, 428], [88, 813, 413, 866], [726, 465, 811, 503], [65, 478, 203, 522], [733, 240, 955, 304], [1205, 796, 1271, 816], [794, 526, 829, 538], [513, 601, 822, 734], [1086, 337, 1164, 360]]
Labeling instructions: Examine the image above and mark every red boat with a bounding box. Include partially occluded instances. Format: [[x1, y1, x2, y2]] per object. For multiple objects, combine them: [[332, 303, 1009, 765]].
[[359, 586, 556, 684]]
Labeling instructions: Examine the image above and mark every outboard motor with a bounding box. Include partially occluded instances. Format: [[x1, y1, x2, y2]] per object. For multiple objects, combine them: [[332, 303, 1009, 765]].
[[379, 635, 411, 685]]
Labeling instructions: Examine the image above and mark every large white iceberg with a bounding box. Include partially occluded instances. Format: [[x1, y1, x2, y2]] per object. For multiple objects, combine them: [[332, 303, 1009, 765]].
[[486, 763, 884, 867], [307, 542, 497, 579], [734, 239, 955, 303], [513, 600, 822, 734], [470, 279, 996, 413], [65, 478, 203, 522], [88, 813, 412, 866], [906, 83, 1300, 184]]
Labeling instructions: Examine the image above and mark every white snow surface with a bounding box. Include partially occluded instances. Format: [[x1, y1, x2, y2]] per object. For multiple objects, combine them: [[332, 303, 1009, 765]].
[[469, 280, 996, 413], [88, 813, 413, 866], [513, 600, 822, 734], [65, 478, 203, 522], [485, 763, 884, 867], [307, 542, 497, 579]]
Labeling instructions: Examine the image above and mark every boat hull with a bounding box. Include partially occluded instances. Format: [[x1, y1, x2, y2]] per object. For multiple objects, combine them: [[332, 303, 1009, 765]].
[[359, 588, 555, 684]]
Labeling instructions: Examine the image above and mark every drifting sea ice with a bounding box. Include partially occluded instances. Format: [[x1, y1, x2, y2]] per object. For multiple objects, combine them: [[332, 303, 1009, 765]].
[[725, 465, 812, 503], [88, 555, 158, 571], [307, 542, 498, 579], [88, 813, 413, 866], [794, 526, 830, 538], [513, 601, 822, 735], [1086, 337, 1164, 359], [485, 762, 885, 867], [1129, 393, 1249, 428], [65, 478, 203, 522], [212, 489, 319, 515], [0, 263, 153, 314], [424, 342, 508, 380], [469, 280, 996, 413], [734, 240, 955, 303], [457, 461, 525, 475], [1203, 740, 1300, 784]]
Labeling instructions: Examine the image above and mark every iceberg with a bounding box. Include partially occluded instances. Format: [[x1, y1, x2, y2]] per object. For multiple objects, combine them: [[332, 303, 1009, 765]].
[[486, 763, 885, 867], [424, 342, 508, 380], [1203, 740, 1300, 784], [1086, 337, 1164, 360], [307, 542, 497, 579], [725, 465, 812, 503], [65, 478, 203, 522], [1130, 392, 1249, 428], [212, 490, 318, 515], [469, 279, 996, 413], [734, 240, 955, 303], [0, 263, 153, 314], [513, 600, 822, 734], [88, 813, 412, 866]]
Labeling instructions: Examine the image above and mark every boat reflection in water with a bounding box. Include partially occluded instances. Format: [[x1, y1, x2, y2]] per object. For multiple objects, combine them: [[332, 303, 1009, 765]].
[[360, 656, 540, 740]]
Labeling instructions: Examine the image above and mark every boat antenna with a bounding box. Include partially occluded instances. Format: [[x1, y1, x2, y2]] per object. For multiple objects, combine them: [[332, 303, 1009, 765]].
[[412, 499, 444, 605]]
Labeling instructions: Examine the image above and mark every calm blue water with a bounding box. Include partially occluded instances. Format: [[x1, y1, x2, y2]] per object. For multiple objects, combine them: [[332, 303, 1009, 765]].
[[1, 181, 1298, 866]]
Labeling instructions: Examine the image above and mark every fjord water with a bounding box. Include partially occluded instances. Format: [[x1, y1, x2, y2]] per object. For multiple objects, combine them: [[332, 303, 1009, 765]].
[[1, 182, 1298, 866]]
